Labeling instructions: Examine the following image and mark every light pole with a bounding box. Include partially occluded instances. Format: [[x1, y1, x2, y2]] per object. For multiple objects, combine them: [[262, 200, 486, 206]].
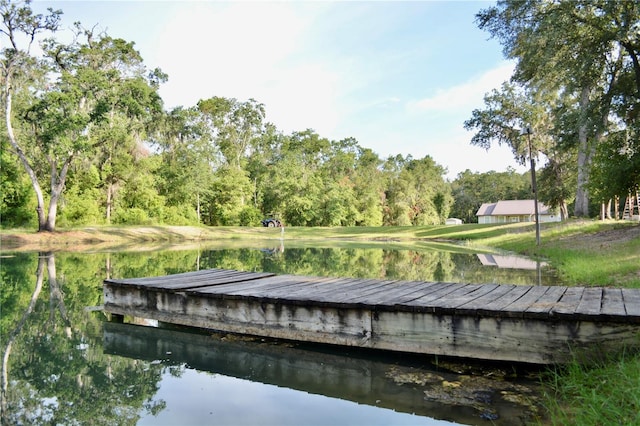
[[522, 127, 540, 246]]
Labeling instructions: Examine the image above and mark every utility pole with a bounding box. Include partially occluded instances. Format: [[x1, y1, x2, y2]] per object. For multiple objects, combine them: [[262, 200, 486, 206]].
[[522, 127, 540, 246]]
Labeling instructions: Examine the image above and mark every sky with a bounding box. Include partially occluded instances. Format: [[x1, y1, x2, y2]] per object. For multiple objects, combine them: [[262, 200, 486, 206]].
[[32, 0, 525, 179]]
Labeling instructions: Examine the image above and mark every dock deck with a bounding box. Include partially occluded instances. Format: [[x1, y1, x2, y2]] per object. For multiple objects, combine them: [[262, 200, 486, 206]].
[[103, 268, 640, 364]]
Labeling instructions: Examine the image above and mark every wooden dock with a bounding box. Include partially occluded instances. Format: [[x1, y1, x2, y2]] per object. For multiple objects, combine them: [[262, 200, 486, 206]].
[[103, 268, 640, 364]]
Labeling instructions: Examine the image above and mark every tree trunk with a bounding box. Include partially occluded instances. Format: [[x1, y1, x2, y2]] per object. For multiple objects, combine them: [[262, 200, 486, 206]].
[[44, 156, 73, 232], [47, 253, 71, 329], [45, 191, 59, 232], [197, 192, 201, 223], [1, 253, 46, 424], [574, 87, 592, 217], [106, 181, 113, 224], [3, 78, 49, 231]]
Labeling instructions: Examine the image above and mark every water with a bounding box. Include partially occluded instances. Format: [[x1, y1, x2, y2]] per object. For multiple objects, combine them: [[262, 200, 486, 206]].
[[0, 241, 554, 425]]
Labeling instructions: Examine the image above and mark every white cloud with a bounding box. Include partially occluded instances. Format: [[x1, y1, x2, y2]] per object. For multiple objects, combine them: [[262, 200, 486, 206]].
[[407, 61, 516, 113], [152, 2, 342, 135], [427, 128, 527, 180]]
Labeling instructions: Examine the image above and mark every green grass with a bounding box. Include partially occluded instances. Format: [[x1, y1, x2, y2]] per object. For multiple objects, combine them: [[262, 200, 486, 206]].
[[539, 245, 640, 288], [543, 350, 640, 425], [457, 220, 640, 288]]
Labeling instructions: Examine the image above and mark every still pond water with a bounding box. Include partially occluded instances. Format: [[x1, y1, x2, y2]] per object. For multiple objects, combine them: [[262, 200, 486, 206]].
[[1, 240, 558, 425]]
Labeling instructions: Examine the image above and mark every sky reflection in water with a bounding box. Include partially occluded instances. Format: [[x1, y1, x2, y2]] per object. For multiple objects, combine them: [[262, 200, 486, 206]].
[[138, 369, 454, 426]]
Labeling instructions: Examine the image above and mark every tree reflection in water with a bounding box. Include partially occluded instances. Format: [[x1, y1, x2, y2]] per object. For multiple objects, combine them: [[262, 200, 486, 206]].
[[0, 252, 166, 425]]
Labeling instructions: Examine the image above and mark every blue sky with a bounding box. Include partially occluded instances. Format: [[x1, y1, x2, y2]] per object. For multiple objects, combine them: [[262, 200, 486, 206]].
[[33, 1, 524, 179]]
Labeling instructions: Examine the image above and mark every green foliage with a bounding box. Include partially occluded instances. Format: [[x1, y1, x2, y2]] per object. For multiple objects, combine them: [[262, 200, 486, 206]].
[[382, 155, 452, 226], [239, 205, 262, 227], [206, 166, 254, 226], [197, 96, 265, 169], [113, 156, 166, 223], [589, 130, 640, 202], [56, 163, 103, 226], [0, 147, 37, 228], [154, 106, 215, 213], [113, 207, 151, 225], [57, 189, 103, 226], [161, 204, 199, 226]]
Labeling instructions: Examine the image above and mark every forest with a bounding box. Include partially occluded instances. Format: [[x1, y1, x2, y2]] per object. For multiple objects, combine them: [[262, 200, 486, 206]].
[[1, 0, 638, 231]]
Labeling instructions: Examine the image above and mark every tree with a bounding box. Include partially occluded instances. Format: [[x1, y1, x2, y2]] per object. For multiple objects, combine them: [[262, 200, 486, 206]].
[[1, 0, 61, 231], [197, 96, 265, 170], [383, 155, 451, 226], [476, 0, 640, 217], [197, 97, 266, 225], [464, 82, 573, 218], [1, 1, 164, 231], [154, 106, 215, 223], [352, 147, 384, 226], [93, 66, 166, 224]]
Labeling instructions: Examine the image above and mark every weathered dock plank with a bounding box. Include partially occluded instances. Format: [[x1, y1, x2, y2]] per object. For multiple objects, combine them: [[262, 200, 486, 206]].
[[436, 284, 500, 310], [456, 284, 519, 315], [525, 286, 567, 318], [575, 288, 603, 318], [401, 283, 470, 310], [353, 281, 431, 305], [623, 289, 640, 316], [501, 286, 549, 318], [110, 269, 276, 290], [103, 268, 640, 364], [601, 288, 626, 319]]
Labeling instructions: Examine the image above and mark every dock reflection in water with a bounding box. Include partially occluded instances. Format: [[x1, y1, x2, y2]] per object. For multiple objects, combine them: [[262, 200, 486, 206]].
[[103, 321, 545, 425]]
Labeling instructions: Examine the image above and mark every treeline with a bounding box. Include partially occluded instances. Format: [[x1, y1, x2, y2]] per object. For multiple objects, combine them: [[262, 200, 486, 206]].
[[1, 1, 638, 231]]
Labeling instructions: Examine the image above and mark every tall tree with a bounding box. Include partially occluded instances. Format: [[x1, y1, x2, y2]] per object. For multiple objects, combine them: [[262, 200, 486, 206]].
[[265, 130, 329, 226], [197, 97, 265, 224], [352, 147, 384, 226], [154, 106, 215, 223], [197, 97, 265, 170], [1, 0, 61, 231], [93, 64, 166, 224], [476, 0, 640, 217], [383, 155, 451, 226], [1, 1, 163, 231]]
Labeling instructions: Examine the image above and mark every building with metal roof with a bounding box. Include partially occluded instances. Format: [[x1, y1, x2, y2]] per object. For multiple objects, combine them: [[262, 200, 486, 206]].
[[476, 200, 561, 224]]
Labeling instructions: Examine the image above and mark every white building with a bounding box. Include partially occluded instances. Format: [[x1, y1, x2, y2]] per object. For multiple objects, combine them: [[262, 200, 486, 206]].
[[476, 200, 561, 224]]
